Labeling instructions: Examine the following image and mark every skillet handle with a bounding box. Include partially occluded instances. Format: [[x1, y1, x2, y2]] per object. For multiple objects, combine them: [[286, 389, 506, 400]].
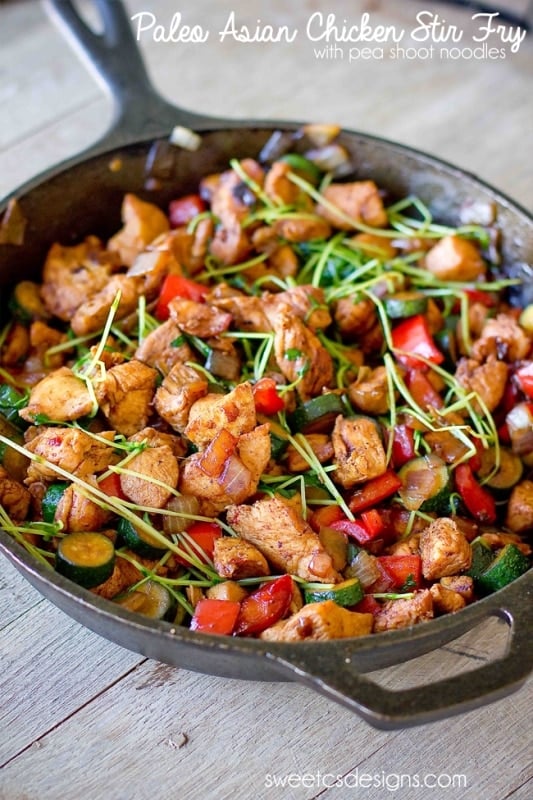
[[43, 0, 220, 150], [270, 577, 533, 729]]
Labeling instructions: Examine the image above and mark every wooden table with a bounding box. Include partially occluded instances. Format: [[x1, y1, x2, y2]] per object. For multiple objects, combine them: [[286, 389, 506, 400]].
[[1, 2, 532, 798]]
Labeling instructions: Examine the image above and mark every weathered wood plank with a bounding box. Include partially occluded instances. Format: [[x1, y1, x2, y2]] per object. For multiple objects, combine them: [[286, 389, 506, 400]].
[[0, 559, 44, 630]]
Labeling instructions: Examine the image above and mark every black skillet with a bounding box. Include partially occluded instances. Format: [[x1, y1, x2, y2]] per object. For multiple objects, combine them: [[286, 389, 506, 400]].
[[0, 0, 531, 729]]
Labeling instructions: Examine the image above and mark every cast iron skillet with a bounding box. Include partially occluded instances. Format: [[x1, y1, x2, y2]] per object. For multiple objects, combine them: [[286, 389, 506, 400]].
[[0, 0, 531, 729]]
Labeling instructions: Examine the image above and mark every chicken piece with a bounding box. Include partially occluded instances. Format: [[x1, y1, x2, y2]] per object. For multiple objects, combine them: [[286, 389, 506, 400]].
[[440, 575, 474, 601], [119, 445, 179, 509], [54, 479, 113, 532], [19, 367, 94, 423], [25, 428, 114, 483], [209, 222, 252, 266], [286, 434, 334, 473], [267, 244, 299, 279], [168, 298, 232, 338], [316, 180, 388, 230], [272, 312, 334, 401], [94, 360, 157, 436], [71, 274, 141, 336], [430, 583, 466, 614], [455, 355, 508, 413], [211, 292, 271, 333], [0, 323, 29, 367], [481, 531, 531, 556], [20, 322, 67, 381], [263, 285, 332, 332], [419, 517, 472, 580], [387, 534, 421, 556], [135, 319, 195, 375], [348, 366, 390, 416], [213, 537, 270, 580], [0, 466, 31, 519], [424, 412, 472, 465], [373, 590, 434, 632], [273, 215, 331, 243], [349, 232, 397, 261], [226, 495, 341, 583], [210, 159, 264, 222], [505, 480, 533, 534], [334, 297, 376, 338], [332, 416, 387, 488], [179, 425, 270, 515], [260, 601, 373, 642], [264, 160, 308, 206], [424, 235, 486, 282], [92, 555, 147, 600], [154, 363, 208, 433], [467, 302, 492, 338], [108, 194, 169, 266], [126, 248, 177, 299], [184, 382, 256, 447], [206, 581, 249, 603], [471, 314, 531, 362], [128, 426, 186, 458], [40, 236, 116, 321]]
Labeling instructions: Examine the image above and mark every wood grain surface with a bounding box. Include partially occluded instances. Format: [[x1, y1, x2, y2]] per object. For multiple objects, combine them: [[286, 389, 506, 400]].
[[0, 1, 532, 799]]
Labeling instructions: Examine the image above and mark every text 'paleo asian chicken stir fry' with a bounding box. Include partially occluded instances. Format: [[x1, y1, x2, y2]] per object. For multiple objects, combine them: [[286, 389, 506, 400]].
[[0, 124, 531, 641]]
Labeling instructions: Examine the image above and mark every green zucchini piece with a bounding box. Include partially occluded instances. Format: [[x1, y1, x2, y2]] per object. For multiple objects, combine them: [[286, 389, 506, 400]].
[[0, 413, 29, 481], [0, 384, 29, 427], [280, 153, 323, 184], [117, 517, 169, 559], [477, 447, 523, 491], [115, 580, 175, 620], [466, 538, 494, 580], [288, 393, 344, 433], [42, 482, 69, 524], [383, 291, 428, 319], [398, 455, 452, 513], [477, 544, 529, 593], [56, 531, 115, 589], [9, 281, 49, 324], [304, 577, 364, 607], [434, 329, 458, 370]]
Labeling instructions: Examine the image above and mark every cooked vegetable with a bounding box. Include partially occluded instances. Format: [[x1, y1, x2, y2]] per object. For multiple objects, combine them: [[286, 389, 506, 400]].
[[56, 532, 115, 589], [42, 482, 69, 524], [454, 463, 497, 524], [115, 580, 175, 620], [477, 447, 523, 491], [476, 544, 530, 593], [9, 281, 49, 324], [190, 598, 241, 635], [117, 517, 169, 560], [0, 385, 28, 426], [383, 291, 428, 319], [391, 314, 444, 369], [398, 455, 451, 513], [234, 575, 293, 637], [304, 577, 363, 607], [467, 538, 494, 580], [288, 393, 345, 433]]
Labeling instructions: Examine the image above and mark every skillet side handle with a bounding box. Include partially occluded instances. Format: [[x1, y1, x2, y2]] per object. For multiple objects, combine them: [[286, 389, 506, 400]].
[[270, 580, 533, 729], [43, 0, 218, 149]]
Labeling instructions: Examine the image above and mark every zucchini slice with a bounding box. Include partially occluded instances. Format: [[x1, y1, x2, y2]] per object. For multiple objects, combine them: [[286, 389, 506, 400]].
[[115, 580, 175, 620], [304, 577, 364, 607], [288, 393, 344, 433], [477, 447, 523, 491], [476, 544, 529, 593], [56, 532, 115, 589], [398, 454, 452, 513], [466, 538, 494, 580], [117, 517, 169, 560], [383, 291, 428, 319], [42, 482, 69, 524]]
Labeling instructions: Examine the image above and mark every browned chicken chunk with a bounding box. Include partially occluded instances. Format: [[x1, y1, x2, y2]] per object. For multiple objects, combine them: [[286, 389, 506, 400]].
[[505, 480, 533, 534], [19, 367, 94, 423], [273, 215, 331, 243], [373, 590, 434, 632], [332, 416, 387, 488], [108, 193, 169, 266], [168, 298, 232, 338], [286, 434, 334, 473], [348, 366, 390, 415], [184, 382, 256, 447], [213, 537, 270, 580], [25, 428, 114, 483], [0, 466, 31, 519], [71, 274, 141, 336], [430, 583, 466, 614], [263, 285, 332, 332], [471, 314, 531, 362], [419, 517, 472, 580], [135, 319, 195, 375], [455, 355, 508, 413], [54, 479, 113, 532], [316, 180, 388, 230], [439, 575, 474, 601], [424, 235, 486, 282], [260, 601, 373, 641], [119, 445, 179, 509], [95, 360, 158, 436], [226, 495, 341, 583], [155, 363, 208, 433], [272, 312, 334, 401]]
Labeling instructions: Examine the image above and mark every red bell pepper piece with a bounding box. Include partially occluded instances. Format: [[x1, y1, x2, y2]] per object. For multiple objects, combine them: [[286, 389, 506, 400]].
[[360, 509, 385, 538], [331, 518, 375, 544], [190, 598, 241, 635], [407, 369, 444, 410], [155, 274, 209, 320], [392, 314, 444, 369], [348, 470, 402, 514], [310, 504, 345, 533], [454, 463, 496, 524], [391, 424, 416, 468], [168, 194, 206, 228], [98, 472, 127, 500], [468, 438, 484, 473], [378, 555, 422, 590], [234, 574, 293, 637], [464, 288, 497, 308], [515, 363, 533, 399], [351, 595, 382, 616], [176, 521, 222, 567], [252, 377, 285, 415]]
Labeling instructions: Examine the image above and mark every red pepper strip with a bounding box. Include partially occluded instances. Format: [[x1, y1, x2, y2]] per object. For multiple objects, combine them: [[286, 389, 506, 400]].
[[392, 314, 445, 370], [515, 363, 533, 400], [176, 521, 222, 567], [155, 274, 209, 320], [190, 599, 241, 635], [464, 288, 497, 308], [198, 428, 238, 478], [454, 463, 496, 524], [168, 194, 206, 228], [331, 518, 375, 544], [310, 504, 345, 533], [234, 574, 293, 637], [351, 595, 382, 616], [98, 472, 127, 500], [378, 555, 422, 590], [407, 369, 444, 410], [360, 509, 385, 539], [252, 377, 285, 415], [391, 424, 416, 468], [497, 422, 511, 444], [348, 470, 402, 514], [468, 438, 484, 473]]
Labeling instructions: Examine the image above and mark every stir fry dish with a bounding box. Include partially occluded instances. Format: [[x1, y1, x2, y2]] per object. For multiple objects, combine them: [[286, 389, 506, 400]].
[[0, 124, 531, 641]]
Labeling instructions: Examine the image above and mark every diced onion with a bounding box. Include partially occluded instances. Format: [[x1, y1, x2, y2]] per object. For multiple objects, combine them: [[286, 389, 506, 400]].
[[205, 348, 241, 381], [304, 144, 353, 177], [345, 549, 380, 588], [302, 123, 341, 147], [506, 403, 533, 455], [218, 454, 251, 496], [163, 495, 200, 534], [169, 125, 202, 151]]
